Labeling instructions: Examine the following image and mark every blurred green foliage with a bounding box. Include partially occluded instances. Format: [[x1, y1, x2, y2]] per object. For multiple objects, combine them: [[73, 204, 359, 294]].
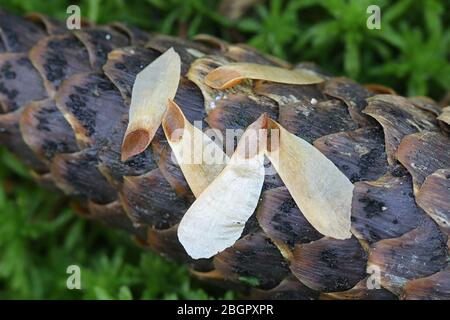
[[0, 0, 448, 300]]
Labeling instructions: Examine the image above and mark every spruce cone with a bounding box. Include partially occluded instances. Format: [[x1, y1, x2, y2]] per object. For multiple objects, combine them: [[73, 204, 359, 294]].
[[1, 10, 449, 300]]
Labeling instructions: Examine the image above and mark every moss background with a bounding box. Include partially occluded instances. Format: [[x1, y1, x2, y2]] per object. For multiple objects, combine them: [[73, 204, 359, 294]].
[[0, 0, 448, 299]]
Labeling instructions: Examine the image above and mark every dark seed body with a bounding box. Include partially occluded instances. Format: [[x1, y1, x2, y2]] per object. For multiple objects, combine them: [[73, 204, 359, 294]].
[[1, 11, 449, 299]]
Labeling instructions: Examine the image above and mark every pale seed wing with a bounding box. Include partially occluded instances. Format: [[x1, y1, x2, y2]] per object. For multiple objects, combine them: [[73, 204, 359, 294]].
[[121, 48, 181, 161], [265, 119, 353, 240], [437, 106, 450, 126], [205, 62, 324, 89], [162, 99, 228, 197], [177, 115, 267, 259]]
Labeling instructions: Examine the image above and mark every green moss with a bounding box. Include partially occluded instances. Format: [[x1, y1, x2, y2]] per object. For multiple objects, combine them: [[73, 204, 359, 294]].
[[239, 276, 261, 287]]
